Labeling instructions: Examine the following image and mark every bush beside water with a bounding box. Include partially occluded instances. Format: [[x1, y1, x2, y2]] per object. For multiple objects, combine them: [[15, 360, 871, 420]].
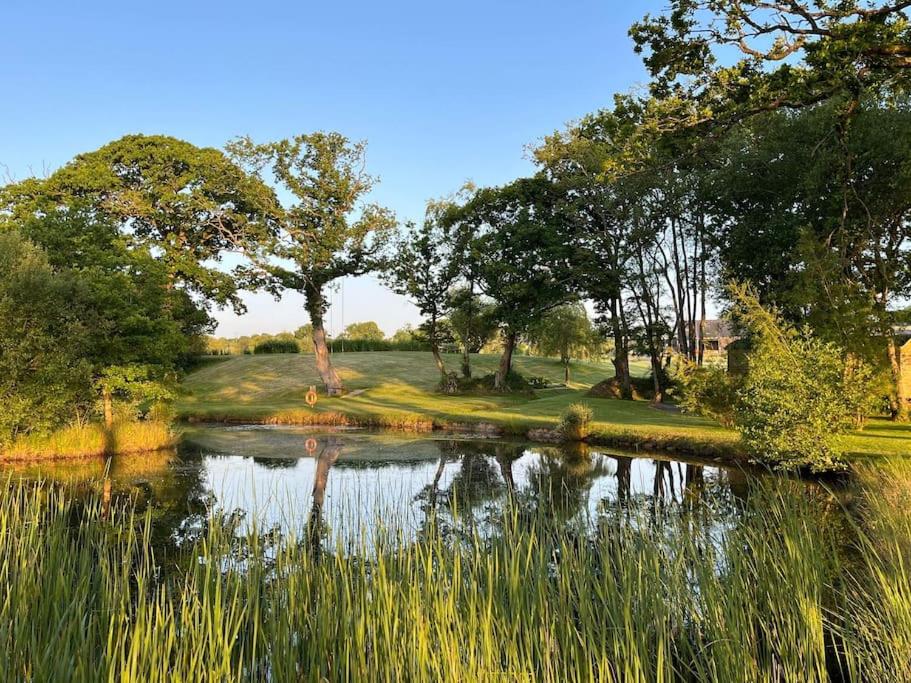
[[560, 403, 593, 441]]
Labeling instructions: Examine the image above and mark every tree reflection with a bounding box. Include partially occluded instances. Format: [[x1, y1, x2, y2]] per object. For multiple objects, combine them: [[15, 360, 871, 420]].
[[252, 457, 300, 469], [652, 460, 677, 507], [615, 456, 633, 507], [307, 437, 343, 558], [683, 464, 705, 506], [522, 443, 608, 523]]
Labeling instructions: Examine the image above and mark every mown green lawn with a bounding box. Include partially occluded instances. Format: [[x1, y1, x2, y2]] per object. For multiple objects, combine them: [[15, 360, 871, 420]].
[[178, 351, 910, 459]]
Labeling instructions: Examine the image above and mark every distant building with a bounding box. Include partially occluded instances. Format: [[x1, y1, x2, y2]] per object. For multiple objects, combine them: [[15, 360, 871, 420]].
[[700, 320, 739, 352], [670, 319, 740, 354]]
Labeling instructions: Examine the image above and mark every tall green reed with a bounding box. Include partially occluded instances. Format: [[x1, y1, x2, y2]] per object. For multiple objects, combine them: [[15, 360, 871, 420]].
[[0, 470, 907, 681]]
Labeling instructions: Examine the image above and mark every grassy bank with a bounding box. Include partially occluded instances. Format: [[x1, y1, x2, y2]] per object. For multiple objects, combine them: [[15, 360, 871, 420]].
[[0, 421, 177, 461], [2, 463, 909, 680], [178, 352, 911, 460]]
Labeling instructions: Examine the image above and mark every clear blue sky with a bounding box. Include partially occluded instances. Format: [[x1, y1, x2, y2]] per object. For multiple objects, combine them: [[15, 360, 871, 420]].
[[1, 0, 664, 337]]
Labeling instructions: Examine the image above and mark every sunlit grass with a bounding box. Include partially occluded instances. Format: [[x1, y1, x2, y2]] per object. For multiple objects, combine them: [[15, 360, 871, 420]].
[[1, 474, 908, 680], [1, 421, 177, 461], [179, 351, 911, 460]]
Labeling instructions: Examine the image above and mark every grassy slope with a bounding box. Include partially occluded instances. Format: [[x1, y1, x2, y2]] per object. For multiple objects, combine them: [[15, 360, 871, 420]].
[[178, 351, 911, 458]]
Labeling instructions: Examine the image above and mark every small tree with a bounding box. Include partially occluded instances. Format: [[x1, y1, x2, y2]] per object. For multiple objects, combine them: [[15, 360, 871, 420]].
[[527, 303, 598, 383], [446, 287, 499, 378], [385, 211, 461, 383], [0, 232, 92, 443], [2, 211, 190, 437], [449, 177, 577, 390], [729, 283, 873, 471]]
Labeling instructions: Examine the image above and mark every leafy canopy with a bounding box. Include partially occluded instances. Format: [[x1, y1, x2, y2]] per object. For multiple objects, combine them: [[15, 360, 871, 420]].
[[2, 134, 280, 312], [227, 133, 396, 302]]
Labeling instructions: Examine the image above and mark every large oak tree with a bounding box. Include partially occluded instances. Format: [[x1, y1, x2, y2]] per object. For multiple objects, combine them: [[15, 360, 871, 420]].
[[228, 133, 396, 396]]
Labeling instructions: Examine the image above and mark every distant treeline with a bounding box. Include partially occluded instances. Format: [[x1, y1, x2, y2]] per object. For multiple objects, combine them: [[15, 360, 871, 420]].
[[206, 322, 433, 355]]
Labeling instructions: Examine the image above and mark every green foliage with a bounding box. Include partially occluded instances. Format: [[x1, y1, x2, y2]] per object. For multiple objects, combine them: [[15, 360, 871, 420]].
[[729, 284, 874, 471], [445, 287, 499, 354], [677, 363, 741, 428], [253, 339, 300, 354], [339, 321, 385, 342], [207, 331, 431, 355], [207, 332, 299, 355], [453, 370, 536, 396], [451, 177, 577, 337], [0, 209, 195, 443], [227, 133, 396, 315], [96, 364, 176, 421], [527, 302, 602, 371], [384, 206, 463, 373], [2, 135, 278, 312], [559, 403, 593, 441], [0, 232, 92, 444], [329, 338, 425, 353], [390, 325, 420, 345], [630, 1, 911, 143]]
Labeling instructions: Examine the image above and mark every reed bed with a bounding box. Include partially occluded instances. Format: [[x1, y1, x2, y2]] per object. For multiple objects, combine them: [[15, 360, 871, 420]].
[[262, 408, 435, 432], [0, 421, 177, 460], [0, 474, 908, 681]]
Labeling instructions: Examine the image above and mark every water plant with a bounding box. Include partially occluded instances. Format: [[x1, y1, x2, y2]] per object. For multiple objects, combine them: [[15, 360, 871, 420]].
[[0, 472, 907, 681], [559, 402, 593, 441]]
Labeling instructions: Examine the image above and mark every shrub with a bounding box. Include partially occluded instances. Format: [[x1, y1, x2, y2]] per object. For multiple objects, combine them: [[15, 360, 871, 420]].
[[587, 375, 660, 400], [559, 403, 593, 441], [0, 232, 93, 445], [728, 283, 874, 471], [677, 364, 741, 428], [253, 339, 300, 354], [454, 371, 535, 396]]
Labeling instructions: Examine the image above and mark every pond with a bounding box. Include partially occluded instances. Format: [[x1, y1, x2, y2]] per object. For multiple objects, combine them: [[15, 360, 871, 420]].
[[4, 424, 841, 551], [4, 425, 906, 680]]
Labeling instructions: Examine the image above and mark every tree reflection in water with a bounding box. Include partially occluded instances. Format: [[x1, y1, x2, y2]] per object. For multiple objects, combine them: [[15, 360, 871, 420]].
[[522, 443, 609, 523], [307, 437, 343, 558], [3, 428, 852, 574]]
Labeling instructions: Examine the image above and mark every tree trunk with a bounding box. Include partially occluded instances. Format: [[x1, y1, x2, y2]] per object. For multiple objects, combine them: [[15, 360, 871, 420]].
[[615, 456, 632, 506], [697, 257, 707, 367], [494, 331, 518, 391], [101, 474, 112, 521], [428, 455, 447, 509], [462, 281, 474, 378], [495, 447, 516, 495], [684, 464, 705, 505], [102, 386, 114, 429], [306, 288, 344, 396], [432, 344, 447, 381], [887, 336, 909, 421], [610, 297, 632, 399], [429, 315, 447, 382], [564, 359, 570, 384], [650, 354, 664, 404]]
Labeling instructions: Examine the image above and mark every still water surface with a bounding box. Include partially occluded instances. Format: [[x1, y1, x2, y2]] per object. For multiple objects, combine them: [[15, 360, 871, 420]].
[[3, 425, 839, 549]]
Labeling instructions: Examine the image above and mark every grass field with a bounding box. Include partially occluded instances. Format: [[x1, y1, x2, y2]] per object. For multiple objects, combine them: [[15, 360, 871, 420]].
[[178, 351, 911, 460]]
